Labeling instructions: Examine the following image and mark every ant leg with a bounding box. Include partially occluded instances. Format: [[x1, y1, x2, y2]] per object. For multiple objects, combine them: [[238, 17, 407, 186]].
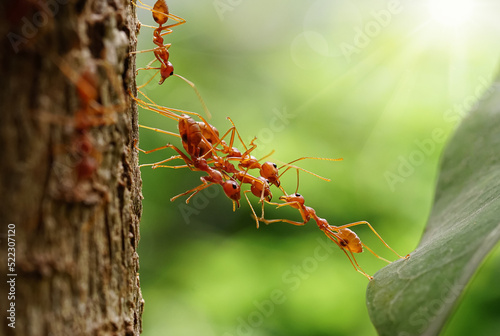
[[139, 125, 181, 138], [134, 0, 156, 11], [161, 12, 186, 27], [138, 90, 210, 123], [254, 216, 306, 227], [197, 125, 238, 160], [142, 157, 188, 169], [198, 118, 252, 160], [278, 157, 344, 182], [286, 156, 344, 166], [134, 0, 186, 27], [322, 229, 373, 280], [239, 138, 258, 158], [252, 200, 309, 225], [139, 142, 193, 169], [251, 199, 307, 226], [131, 47, 159, 56], [170, 180, 214, 203], [340, 247, 373, 280], [244, 191, 261, 228], [184, 182, 212, 203], [221, 118, 242, 150], [137, 23, 158, 30], [279, 164, 331, 182], [136, 143, 174, 155], [132, 44, 171, 57], [225, 117, 253, 153], [360, 242, 391, 264], [333, 221, 404, 259], [257, 180, 270, 212], [257, 149, 275, 162], [134, 140, 192, 169], [137, 99, 183, 121], [151, 163, 191, 169], [279, 156, 343, 182], [137, 69, 161, 89], [173, 74, 211, 119], [138, 56, 161, 68], [137, 77, 212, 122]]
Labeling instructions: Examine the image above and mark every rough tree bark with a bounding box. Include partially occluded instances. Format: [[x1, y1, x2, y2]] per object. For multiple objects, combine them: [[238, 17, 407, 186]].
[[0, 0, 143, 335]]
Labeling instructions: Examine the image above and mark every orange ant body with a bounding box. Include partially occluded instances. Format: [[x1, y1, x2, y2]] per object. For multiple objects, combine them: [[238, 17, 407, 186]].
[[133, 101, 273, 212], [44, 58, 123, 202], [132, 94, 242, 208], [134, 92, 343, 219], [134, 0, 185, 85], [130, 2, 408, 280], [137, 140, 242, 209], [133, 0, 212, 117], [132, 93, 216, 160], [256, 192, 405, 279], [134, 99, 271, 209]]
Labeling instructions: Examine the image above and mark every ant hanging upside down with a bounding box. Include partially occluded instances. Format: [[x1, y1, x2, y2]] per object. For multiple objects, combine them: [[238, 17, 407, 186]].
[[254, 184, 408, 279]]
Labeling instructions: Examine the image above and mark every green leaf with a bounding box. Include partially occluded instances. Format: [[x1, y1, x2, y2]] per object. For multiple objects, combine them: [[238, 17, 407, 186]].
[[366, 74, 500, 336]]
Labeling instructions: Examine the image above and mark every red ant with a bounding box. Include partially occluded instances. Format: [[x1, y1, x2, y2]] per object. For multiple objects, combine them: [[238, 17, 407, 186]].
[[133, 92, 255, 170], [229, 148, 343, 227], [134, 92, 343, 220], [44, 57, 123, 202], [132, 0, 211, 118], [135, 96, 402, 277], [193, 116, 342, 192], [133, 0, 184, 84], [133, 97, 274, 213], [132, 92, 243, 208], [254, 191, 406, 279], [135, 139, 242, 210], [132, 100, 260, 193], [138, 122, 340, 228], [132, 91, 216, 159]]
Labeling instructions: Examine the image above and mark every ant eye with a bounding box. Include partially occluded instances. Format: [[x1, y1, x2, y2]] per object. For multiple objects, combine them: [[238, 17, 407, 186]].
[[170, 71, 174, 76], [295, 193, 301, 197], [272, 163, 277, 168], [232, 182, 237, 189]]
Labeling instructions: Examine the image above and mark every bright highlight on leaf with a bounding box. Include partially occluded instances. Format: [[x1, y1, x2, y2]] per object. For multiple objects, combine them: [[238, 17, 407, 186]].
[[366, 73, 500, 335], [428, 0, 475, 28]]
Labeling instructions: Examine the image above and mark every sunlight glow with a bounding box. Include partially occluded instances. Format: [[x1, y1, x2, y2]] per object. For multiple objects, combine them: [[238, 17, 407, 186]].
[[428, 0, 475, 28]]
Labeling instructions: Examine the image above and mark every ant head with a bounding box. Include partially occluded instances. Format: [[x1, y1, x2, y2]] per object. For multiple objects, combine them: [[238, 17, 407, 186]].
[[158, 62, 174, 84], [279, 193, 304, 204], [260, 161, 279, 186], [152, 0, 169, 25], [222, 180, 241, 207]]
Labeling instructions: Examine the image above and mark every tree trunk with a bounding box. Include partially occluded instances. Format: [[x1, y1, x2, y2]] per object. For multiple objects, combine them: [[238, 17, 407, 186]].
[[0, 0, 143, 335]]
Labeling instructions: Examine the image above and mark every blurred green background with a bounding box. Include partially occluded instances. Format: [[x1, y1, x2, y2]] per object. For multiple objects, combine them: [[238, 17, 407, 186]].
[[135, 0, 500, 335]]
